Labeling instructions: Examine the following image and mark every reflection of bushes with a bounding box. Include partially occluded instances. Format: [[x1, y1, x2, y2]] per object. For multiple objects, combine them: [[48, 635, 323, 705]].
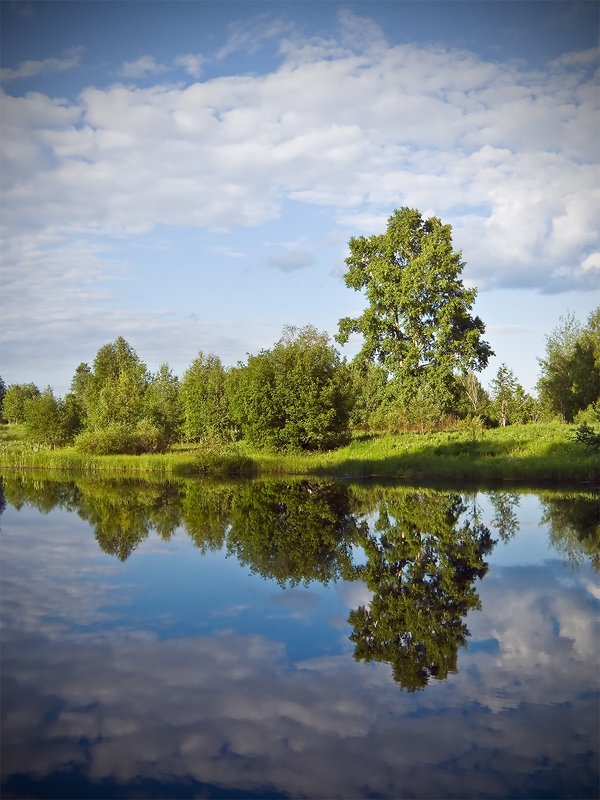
[[76, 478, 184, 561], [181, 481, 234, 553], [227, 480, 359, 586], [540, 492, 600, 571]]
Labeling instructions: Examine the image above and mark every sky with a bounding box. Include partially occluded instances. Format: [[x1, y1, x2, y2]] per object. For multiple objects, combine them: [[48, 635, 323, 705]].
[[1, 0, 599, 396]]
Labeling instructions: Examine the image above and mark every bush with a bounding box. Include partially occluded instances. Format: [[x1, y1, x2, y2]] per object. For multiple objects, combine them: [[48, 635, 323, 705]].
[[227, 325, 353, 451], [75, 419, 168, 455], [574, 402, 600, 426], [570, 423, 600, 452]]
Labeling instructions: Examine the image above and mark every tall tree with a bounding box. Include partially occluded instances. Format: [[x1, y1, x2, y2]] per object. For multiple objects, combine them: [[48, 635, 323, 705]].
[[336, 208, 493, 411]]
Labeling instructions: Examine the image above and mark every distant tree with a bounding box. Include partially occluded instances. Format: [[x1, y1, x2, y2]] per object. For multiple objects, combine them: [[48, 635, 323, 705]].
[[456, 371, 490, 417], [0, 375, 6, 422], [228, 325, 353, 451], [336, 208, 493, 414], [73, 337, 168, 454], [24, 387, 82, 447], [537, 308, 600, 422], [144, 363, 182, 445], [84, 337, 149, 429], [69, 362, 92, 419], [2, 383, 40, 424], [180, 352, 232, 441], [490, 363, 532, 426]]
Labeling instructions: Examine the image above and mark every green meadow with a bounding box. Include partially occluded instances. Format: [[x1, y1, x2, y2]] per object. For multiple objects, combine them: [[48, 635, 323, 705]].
[[1, 422, 597, 486]]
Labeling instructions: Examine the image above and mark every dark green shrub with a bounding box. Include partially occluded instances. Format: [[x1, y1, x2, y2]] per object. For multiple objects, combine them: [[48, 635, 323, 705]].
[[571, 423, 600, 451]]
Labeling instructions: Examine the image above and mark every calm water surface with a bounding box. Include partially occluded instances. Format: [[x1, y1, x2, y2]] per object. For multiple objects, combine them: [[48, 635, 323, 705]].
[[1, 473, 598, 799]]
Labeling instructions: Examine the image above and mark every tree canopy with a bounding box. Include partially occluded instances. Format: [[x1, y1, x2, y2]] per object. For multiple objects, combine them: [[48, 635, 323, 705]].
[[337, 208, 493, 410], [228, 325, 353, 451]]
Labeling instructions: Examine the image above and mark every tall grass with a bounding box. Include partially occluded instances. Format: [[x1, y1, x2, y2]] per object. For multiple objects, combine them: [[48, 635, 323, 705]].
[[0, 423, 597, 485]]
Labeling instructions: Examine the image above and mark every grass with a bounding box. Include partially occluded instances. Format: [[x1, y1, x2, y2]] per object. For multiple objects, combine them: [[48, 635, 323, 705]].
[[0, 422, 598, 486]]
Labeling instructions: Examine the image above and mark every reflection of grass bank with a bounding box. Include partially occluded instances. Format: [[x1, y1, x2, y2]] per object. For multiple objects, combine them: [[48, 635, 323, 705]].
[[0, 423, 598, 485]]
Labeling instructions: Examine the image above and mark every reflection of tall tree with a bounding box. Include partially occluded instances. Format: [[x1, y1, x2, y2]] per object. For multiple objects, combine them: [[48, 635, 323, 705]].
[[348, 490, 494, 691], [540, 492, 600, 571], [488, 491, 521, 541], [226, 480, 359, 586]]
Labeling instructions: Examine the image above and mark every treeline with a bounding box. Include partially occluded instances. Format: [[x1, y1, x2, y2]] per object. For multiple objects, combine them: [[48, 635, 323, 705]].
[[1, 207, 598, 454], [0, 307, 598, 455]]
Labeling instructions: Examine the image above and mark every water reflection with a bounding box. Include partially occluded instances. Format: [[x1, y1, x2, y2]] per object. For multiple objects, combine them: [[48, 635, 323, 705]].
[[348, 490, 494, 690], [1, 472, 598, 798]]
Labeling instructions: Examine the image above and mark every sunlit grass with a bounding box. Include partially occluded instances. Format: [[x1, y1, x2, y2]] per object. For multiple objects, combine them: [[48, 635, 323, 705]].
[[0, 422, 597, 485]]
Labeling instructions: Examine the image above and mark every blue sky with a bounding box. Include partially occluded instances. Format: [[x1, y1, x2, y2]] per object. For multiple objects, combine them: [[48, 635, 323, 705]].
[[1, 0, 598, 395]]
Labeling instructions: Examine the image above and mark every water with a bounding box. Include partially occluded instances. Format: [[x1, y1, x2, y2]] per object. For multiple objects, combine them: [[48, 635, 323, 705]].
[[1, 473, 598, 799]]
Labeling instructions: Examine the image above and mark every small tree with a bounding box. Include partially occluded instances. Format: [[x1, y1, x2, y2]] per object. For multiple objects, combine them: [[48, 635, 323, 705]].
[[490, 364, 532, 427], [0, 375, 6, 422], [24, 387, 82, 447], [180, 352, 232, 441], [228, 325, 353, 451], [144, 363, 183, 445], [2, 383, 40, 424], [537, 308, 600, 422]]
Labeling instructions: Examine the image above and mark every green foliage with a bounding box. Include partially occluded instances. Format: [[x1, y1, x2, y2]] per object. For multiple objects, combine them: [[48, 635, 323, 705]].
[[337, 208, 493, 413], [347, 489, 494, 690], [3, 383, 40, 424], [24, 387, 82, 447], [347, 359, 389, 428], [227, 480, 358, 586], [180, 352, 233, 441], [570, 423, 600, 452], [490, 363, 535, 426], [83, 336, 149, 430], [0, 375, 5, 421], [573, 400, 600, 426], [75, 419, 168, 455], [537, 308, 600, 422], [228, 325, 353, 451], [144, 363, 183, 445]]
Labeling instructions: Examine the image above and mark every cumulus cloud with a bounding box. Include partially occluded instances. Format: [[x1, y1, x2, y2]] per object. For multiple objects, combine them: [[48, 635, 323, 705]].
[[1, 10, 598, 385]]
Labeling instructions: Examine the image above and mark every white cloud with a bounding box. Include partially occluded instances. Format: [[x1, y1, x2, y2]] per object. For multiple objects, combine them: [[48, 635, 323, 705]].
[[0, 46, 84, 81], [174, 52, 205, 78], [119, 55, 168, 79], [1, 11, 599, 387]]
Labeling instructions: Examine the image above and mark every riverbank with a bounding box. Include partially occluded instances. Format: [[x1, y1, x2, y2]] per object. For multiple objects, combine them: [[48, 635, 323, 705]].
[[1, 423, 598, 486]]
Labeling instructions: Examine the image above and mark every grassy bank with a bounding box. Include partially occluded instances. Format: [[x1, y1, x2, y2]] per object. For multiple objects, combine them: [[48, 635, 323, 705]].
[[0, 423, 598, 485]]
